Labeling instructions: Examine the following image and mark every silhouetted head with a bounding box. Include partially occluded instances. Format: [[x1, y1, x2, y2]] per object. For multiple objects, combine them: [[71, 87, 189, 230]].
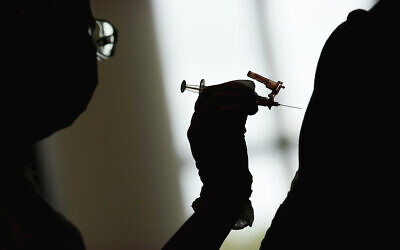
[[4, 0, 116, 149]]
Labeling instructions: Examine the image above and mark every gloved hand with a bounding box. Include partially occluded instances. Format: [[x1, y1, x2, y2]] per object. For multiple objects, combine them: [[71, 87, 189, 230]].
[[187, 80, 258, 229]]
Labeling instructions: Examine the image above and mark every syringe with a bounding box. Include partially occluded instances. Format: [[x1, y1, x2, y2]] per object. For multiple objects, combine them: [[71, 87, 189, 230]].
[[180, 74, 301, 110]]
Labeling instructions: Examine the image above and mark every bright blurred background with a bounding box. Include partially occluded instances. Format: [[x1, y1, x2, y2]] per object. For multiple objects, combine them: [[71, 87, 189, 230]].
[[37, 0, 375, 249]]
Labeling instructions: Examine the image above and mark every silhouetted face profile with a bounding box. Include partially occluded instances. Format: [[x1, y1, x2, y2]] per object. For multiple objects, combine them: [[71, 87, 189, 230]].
[[6, 0, 100, 146]]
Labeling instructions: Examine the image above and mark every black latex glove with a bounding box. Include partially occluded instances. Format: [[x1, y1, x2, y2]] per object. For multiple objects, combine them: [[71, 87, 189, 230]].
[[187, 80, 258, 229]]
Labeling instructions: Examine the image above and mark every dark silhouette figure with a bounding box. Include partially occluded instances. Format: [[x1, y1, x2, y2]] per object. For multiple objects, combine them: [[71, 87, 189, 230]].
[[1, 1, 116, 249], [260, 0, 398, 248], [164, 0, 398, 249]]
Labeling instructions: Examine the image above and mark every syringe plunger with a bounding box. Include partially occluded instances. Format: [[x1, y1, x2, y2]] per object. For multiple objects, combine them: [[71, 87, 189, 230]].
[[180, 79, 206, 93]]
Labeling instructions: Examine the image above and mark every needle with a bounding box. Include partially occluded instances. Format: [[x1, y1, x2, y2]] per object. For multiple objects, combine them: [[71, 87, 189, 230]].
[[278, 103, 302, 109], [257, 96, 301, 110]]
